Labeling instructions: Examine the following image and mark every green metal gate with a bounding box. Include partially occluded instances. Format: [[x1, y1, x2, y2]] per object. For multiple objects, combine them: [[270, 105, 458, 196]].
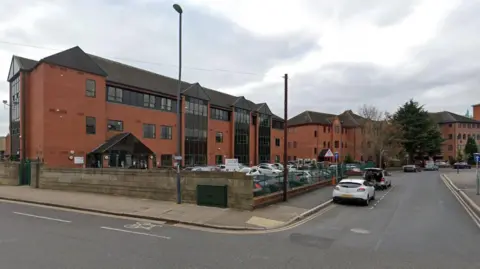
[[18, 161, 31, 186]]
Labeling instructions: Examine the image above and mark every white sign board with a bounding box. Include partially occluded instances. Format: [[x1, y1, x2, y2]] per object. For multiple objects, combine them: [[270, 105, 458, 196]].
[[224, 158, 239, 172], [324, 149, 334, 157], [73, 156, 84, 164]]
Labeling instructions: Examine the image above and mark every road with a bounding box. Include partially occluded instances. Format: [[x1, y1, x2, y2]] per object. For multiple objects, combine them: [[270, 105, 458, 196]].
[[0, 171, 479, 269]]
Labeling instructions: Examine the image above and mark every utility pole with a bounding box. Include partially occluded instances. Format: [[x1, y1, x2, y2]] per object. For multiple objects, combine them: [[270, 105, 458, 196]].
[[283, 74, 288, 202]]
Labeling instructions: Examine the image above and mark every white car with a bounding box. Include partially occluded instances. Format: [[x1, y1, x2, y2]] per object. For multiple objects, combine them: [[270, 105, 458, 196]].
[[332, 179, 375, 206], [257, 163, 282, 175]]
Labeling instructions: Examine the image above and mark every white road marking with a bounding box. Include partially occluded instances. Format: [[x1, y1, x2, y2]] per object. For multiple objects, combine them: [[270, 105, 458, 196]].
[[124, 222, 161, 230], [369, 186, 396, 209], [350, 228, 370, 234], [100, 226, 171, 239], [13, 211, 71, 223]]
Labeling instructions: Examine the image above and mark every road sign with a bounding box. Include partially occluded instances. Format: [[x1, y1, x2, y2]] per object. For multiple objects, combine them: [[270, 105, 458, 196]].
[[324, 149, 334, 157], [334, 152, 339, 160], [476, 155, 480, 163]]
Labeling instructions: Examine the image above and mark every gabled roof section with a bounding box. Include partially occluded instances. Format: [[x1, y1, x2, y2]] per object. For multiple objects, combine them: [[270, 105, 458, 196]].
[[338, 110, 364, 127], [429, 111, 480, 124], [91, 132, 153, 154], [232, 96, 253, 111], [182, 83, 211, 101], [255, 103, 273, 115], [7, 56, 38, 81], [288, 110, 335, 126], [41, 46, 107, 77]]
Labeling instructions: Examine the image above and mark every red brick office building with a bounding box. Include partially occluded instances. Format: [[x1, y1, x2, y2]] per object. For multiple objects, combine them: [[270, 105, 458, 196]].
[[6, 46, 285, 168]]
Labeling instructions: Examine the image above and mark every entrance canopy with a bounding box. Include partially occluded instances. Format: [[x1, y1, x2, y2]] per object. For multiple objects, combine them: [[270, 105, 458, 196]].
[[90, 133, 153, 155]]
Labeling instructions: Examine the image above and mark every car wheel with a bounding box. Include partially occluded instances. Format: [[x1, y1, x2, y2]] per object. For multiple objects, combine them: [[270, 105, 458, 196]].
[[364, 196, 370, 206]]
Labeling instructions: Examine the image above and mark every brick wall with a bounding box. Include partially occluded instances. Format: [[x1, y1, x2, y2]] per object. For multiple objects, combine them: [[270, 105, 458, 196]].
[[0, 162, 19, 186], [37, 167, 254, 210]]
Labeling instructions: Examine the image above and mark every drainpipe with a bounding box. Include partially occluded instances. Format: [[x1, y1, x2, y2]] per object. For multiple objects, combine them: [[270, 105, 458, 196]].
[[21, 71, 26, 183]]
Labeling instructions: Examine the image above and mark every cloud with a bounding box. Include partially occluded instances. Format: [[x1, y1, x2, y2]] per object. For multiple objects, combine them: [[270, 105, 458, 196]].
[[0, 0, 478, 137]]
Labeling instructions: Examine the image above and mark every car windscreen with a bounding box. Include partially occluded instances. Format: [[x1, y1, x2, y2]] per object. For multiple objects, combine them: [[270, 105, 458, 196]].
[[339, 182, 362, 188]]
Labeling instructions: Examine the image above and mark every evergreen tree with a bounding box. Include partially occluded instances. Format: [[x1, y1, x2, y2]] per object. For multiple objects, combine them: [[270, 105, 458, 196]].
[[464, 136, 478, 164], [344, 153, 354, 163], [392, 99, 444, 163]]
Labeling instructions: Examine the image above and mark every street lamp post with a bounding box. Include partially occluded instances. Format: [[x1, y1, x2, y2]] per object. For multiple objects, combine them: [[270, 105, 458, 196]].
[[173, 3, 183, 204]]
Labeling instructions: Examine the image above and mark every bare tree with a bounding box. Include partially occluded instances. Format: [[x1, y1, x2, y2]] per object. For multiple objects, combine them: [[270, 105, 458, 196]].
[[357, 105, 401, 164]]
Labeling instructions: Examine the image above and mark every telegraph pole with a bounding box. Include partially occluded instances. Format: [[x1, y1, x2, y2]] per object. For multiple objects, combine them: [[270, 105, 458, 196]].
[[283, 74, 288, 202]]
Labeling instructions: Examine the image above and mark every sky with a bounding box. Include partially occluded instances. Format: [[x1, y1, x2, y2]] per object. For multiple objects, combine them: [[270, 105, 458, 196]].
[[0, 0, 479, 135]]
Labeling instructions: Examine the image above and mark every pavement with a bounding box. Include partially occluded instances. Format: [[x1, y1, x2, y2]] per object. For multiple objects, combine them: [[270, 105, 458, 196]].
[[0, 185, 333, 230], [1, 171, 479, 268], [443, 170, 480, 217]]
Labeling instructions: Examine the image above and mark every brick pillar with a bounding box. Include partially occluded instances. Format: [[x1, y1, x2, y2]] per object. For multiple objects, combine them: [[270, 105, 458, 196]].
[[102, 155, 109, 168], [148, 155, 154, 169]]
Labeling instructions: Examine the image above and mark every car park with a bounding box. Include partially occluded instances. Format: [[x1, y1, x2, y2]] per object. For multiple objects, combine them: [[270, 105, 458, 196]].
[[363, 168, 391, 190], [332, 178, 375, 206]]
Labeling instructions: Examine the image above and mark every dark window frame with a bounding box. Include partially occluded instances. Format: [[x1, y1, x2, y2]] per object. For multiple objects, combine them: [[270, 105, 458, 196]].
[[86, 116, 96, 134], [275, 138, 280, 147], [160, 125, 172, 140], [143, 123, 156, 139], [86, 79, 96, 97], [216, 132, 223, 143], [107, 119, 124, 132]]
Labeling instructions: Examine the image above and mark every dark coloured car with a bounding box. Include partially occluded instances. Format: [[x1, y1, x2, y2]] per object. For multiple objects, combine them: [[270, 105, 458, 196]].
[[453, 162, 471, 169]]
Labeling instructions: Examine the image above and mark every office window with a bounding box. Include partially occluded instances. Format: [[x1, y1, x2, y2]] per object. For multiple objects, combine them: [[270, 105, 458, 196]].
[[463, 134, 466, 139], [215, 155, 223, 164], [107, 86, 123, 102], [275, 138, 280, 146], [272, 120, 284, 130], [314, 130, 317, 137], [314, 148, 317, 154], [216, 132, 223, 143], [323, 141, 326, 148], [160, 126, 172, 139], [334, 140, 339, 148], [160, 155, 173, 167], [323, 126, 326, 133], [86, 79, 96, 97], [86, 116, 96, 134], [448, 134, 453, 139], [143, 124, 156, 138], [107, 120, 123, 132], [293, 141, 297, 148], [275, 155, 280, 163], [160, 98, 172, 111], [211, 108, 230, 121]]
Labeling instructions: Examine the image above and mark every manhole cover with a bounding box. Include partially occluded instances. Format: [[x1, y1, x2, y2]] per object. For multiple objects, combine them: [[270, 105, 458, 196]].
[[350, 228, 370, 234]]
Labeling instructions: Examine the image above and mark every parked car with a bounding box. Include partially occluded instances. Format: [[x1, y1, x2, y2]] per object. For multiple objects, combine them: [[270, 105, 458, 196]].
[[435, 161, 450, 168], [257, 163, 282, 175], [424, 163, 439, 171], [363, 168, 391, 190], [453, 162, 471, 169], [403, 164, 421, 172], [332, 178, 375, 206]]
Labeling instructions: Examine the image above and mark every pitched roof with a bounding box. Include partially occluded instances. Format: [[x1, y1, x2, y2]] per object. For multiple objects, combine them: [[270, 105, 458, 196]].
[[13, 46, 284, 121], [91, 132, 154, 154], [15, 56, 37, 70], [429, 111, 480, 124], [42, 46, 107, 77], [288, 110, 365, 127]]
